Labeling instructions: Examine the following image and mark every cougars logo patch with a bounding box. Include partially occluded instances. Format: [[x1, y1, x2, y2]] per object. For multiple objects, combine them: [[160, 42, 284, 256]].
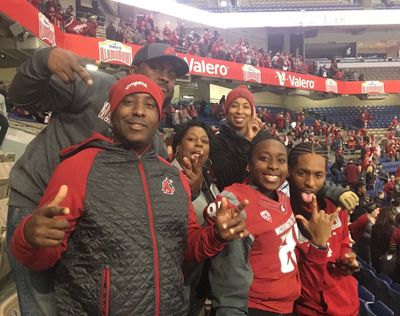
[[161, 177, 175, 195]]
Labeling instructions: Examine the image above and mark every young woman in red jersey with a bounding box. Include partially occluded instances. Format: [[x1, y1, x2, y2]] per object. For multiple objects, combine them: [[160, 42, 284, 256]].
[[288, 142, 359, 316], [204, 131, 335, 316]]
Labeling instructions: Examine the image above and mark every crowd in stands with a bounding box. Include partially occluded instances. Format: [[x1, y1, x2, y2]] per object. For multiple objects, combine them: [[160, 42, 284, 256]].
[[162, 93, 400, 313], [115, 14, 314, 74], [28, 0, 98, 37], [27, 0, 361, 80], [5, 37, 400, 314], [103, 14, 368, 81]]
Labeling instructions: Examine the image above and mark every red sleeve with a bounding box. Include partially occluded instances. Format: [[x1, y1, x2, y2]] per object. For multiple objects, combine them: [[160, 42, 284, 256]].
[[296, 210, 351, 297], [296, 245, 329, 295], [349, 213, 369, 242], [390, 228, 400, 245], [11, 148, 102, 271], [179, 172, 225, 262]]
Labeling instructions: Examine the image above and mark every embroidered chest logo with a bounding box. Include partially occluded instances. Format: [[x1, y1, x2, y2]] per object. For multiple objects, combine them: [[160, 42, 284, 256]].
[[162, 177, 175, 195], [260, 210, 272, 222]]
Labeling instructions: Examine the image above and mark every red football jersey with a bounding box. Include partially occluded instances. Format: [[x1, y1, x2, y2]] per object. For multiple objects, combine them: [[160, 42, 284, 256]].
[[205, 183, 301, 313]]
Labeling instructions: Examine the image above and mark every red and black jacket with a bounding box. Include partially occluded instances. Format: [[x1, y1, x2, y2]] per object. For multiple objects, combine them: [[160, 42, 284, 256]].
[[12, 133, 224, 316]]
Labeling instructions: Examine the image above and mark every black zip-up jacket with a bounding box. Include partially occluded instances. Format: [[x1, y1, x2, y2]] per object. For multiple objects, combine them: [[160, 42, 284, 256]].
[[210, 123, 251, 191]]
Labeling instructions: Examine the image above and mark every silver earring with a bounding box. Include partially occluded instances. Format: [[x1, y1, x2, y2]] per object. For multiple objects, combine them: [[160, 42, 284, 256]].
[[205, 158, 212, 169]]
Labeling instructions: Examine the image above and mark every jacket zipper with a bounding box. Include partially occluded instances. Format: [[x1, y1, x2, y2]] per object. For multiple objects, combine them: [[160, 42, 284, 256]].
[[100, 264, 111, 316], [138, 160, 160, 316]]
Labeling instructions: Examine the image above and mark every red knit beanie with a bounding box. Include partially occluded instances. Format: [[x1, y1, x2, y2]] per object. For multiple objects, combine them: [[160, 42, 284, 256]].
[[109, 74, 164, 120], [224, 85, 255, 115]]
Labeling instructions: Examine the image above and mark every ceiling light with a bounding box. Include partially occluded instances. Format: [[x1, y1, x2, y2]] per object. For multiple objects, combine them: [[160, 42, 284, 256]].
[[86, 64, 98, 71]]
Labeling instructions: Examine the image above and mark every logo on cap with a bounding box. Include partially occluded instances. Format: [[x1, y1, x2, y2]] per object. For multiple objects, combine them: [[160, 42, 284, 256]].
[[164, 47, 177, 56], [125, 81, 148, 90]]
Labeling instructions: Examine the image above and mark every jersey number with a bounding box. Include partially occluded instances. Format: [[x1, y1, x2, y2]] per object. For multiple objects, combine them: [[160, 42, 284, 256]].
[[278, 227, 297, 273]]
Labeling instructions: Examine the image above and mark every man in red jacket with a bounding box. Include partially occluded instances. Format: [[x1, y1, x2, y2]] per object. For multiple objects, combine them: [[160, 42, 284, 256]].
[[11, 75, 248, 315], [288, 142, 359, 316]]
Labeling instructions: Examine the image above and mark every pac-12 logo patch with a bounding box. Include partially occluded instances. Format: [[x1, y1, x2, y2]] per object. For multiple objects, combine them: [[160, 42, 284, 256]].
[[162, 177, 175, 195], [260, 210, 272, 222]]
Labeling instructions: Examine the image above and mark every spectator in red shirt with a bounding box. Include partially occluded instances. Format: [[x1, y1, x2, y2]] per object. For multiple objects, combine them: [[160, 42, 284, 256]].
[[395, 165, 400, 178], [86, 16, 97, 38], [391, 115, 398, 128], [384, 175, 395, 204], [285, 111, 292, 130], [344, 160, 360, 190], [386, 213, 400, 281], [289, 142, 359, 316], [313, 119, 321, 136], [334, 69, 344, 80], [350, 202, 380, 264], [360, 109, 372, 128], [275, 111, 285, 131]]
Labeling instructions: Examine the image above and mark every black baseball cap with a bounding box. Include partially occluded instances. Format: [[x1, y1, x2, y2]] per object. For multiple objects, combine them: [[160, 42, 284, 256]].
[[132, 43, 189, 77]]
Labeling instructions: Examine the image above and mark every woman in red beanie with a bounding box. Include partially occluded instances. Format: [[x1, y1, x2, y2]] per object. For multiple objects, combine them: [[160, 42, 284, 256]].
[[210, 85, 264, 191]]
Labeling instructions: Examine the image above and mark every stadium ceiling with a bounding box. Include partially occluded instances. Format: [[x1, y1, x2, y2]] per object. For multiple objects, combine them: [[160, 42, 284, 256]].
[[113, 0, 400, 29]]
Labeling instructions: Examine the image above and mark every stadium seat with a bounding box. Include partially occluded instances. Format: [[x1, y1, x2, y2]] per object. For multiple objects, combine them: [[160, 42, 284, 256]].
[[358, 257, 376, 273], [354, 266, 376, 294], [392, 282, 400, 292], [365, 301, 394, 316], [359, 285, 375, 303], [377, 272, 393, 285], [359, 300, 368, 316], [388, 283, 400, 315], [373, 275, 392, 308]]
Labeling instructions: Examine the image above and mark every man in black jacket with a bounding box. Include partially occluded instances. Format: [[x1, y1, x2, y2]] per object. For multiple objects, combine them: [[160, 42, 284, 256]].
[[6, 43, 189, 316]]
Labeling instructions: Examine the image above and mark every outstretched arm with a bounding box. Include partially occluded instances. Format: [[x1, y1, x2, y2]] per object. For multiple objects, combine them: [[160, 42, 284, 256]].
[[203, 194, 253, 316], [8, 47, 92, 112], [10, 148, 97, 270], [183, 172, 249, 262]]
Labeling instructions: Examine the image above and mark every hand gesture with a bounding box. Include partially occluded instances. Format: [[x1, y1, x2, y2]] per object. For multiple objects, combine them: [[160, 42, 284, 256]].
[[296, 194, 340, 248], [182, 152, 204, 197], [335, 252, 360, 275], [48, 48, 93, 85], [215, 197, 249, 242], [244, 117, 263, 142], [24, 185, 70, 247]]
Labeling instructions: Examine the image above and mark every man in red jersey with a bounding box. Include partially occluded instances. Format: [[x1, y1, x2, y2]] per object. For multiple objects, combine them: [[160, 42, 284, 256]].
[[288, 142, 359, 316]]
